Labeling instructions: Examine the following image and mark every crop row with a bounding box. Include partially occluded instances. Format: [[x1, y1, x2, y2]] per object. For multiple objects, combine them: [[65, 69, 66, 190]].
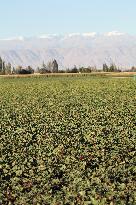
[[0, 77, 136, 204]]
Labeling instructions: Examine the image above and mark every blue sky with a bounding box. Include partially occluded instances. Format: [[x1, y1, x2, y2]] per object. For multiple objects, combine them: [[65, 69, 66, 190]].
[[0, 0, 136, 38]]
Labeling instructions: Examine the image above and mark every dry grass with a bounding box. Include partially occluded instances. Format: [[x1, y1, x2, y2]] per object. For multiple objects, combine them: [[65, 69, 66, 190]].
[[0, 72, 135, 78]]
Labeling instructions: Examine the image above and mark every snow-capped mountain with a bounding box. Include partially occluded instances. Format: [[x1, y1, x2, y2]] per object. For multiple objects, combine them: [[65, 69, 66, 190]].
[[0, 31, 136, 70]]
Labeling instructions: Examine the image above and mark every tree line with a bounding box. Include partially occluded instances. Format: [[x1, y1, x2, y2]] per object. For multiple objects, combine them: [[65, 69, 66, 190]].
[[0, 57, 136, 75]]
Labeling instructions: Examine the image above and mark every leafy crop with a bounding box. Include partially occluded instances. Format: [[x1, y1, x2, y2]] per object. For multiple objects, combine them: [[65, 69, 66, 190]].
[[0, 76, 136, 204]]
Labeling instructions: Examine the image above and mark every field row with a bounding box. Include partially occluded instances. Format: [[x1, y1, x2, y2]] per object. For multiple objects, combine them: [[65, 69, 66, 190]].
[[0, 76, 136, 204]]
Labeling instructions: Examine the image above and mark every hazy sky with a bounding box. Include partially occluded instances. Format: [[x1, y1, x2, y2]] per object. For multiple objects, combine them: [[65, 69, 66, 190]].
[[0, 0, 136, 38]]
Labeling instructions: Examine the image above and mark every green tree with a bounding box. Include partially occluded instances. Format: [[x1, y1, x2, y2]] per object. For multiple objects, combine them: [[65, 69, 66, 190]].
[[26, 66, 34, 74], [109, 63, 117, 72], [103, 63, 109, 72], [52, 59, 58, 73], [0, 57, 6, 74], [71, 65, 78, 73]]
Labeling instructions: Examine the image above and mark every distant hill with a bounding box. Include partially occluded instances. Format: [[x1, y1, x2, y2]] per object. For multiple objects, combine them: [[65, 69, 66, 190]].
[[0, 32, 136, 70]]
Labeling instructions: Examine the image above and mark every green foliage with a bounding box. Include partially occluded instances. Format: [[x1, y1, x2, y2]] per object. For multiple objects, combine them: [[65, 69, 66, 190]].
[[103, 63, 109, 72], [103, 63, 121, 72], [0, 76, 136, 204], [14, 66, 34, 74], [0, 57, 6, 74]]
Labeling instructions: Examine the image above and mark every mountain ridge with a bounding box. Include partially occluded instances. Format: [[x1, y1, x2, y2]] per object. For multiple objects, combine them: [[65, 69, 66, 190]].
[[0, 32, 136, 70]]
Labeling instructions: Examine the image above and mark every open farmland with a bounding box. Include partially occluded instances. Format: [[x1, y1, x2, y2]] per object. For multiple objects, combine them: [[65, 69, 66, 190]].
[[0, 76, 136, 204]]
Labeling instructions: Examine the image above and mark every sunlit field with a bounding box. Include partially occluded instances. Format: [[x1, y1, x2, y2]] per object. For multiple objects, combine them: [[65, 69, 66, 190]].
[[0, 76, 136, 204]]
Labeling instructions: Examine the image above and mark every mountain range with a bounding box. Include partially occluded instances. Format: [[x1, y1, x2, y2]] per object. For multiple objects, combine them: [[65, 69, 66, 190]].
[[0, 31, 136, 70]]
